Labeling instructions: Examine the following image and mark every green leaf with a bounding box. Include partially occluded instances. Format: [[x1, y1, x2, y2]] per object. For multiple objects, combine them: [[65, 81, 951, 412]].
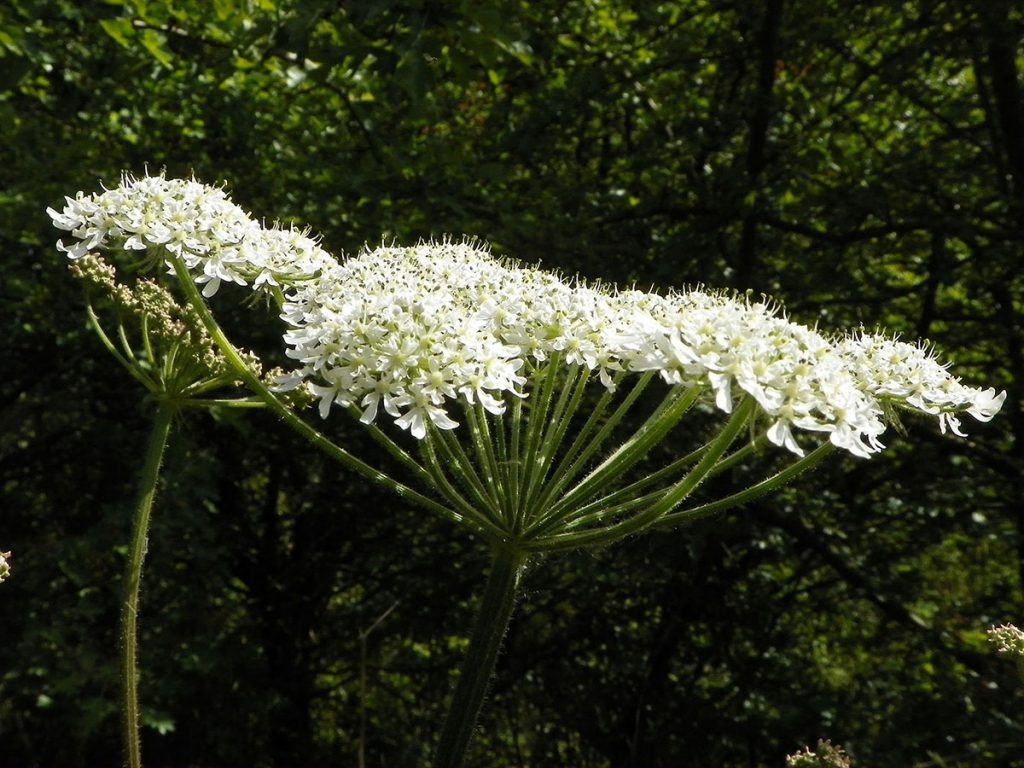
[[98, 17, 133, 48], [213, 0, 235, 21], [139, 29, 173, 68], [143, 712, 176, 735]]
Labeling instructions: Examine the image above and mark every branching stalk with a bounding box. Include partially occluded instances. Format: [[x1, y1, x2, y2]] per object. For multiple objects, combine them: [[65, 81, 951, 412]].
[[527, 398, 756, 552], [527, 371, 652, 517], [121, 403, 175, 768], [656, 442, 835, 528]]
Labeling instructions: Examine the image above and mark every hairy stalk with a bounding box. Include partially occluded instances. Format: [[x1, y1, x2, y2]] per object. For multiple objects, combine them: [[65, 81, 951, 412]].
[[121, 403, 175, 768], [657, 442, 835, 528], [434, 547, 527, 768]]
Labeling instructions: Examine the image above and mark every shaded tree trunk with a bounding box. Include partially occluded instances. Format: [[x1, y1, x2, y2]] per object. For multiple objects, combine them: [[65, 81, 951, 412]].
[[735, 0, 784, 291], [974, 0, 1024, 211], [972, 0, 1024, 595]]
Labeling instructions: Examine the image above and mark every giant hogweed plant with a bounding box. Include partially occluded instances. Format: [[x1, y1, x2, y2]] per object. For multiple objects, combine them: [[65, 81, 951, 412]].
[[51, 174, 1005, 768]]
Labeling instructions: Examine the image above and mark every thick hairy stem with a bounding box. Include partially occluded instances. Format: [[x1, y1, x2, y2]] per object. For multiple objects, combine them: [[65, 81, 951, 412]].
[[433, 547, 527, 768], [121, 403, 175, 768]]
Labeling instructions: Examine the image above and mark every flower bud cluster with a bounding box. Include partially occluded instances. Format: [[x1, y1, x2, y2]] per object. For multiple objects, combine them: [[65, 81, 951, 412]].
[[68, 254, 260, 384], [51, 175, 1004, 455]]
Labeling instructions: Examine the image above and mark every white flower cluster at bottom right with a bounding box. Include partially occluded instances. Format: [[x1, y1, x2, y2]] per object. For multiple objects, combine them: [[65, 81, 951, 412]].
[[988, 623, 1024, 656]]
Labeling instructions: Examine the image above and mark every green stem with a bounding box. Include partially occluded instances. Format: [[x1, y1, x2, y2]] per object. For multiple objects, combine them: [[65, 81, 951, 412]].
[[121, 403, 175, 768], [527, 371, 651, 519], [83, 300, 157, 394], [528, 398, 755, 552], [434, 547, 527, 768], [433, 427, 502, 518], [465, 402, 506, 512], [178, 399, 266, 409], [656, 441, 835, 529], [420, 432, 509, 540], [518, 364, 590, 527], [533, 384, 699, 529]]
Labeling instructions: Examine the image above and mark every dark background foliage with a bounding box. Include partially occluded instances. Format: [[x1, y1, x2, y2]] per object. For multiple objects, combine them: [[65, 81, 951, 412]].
[[1, 1, 1022, 766]]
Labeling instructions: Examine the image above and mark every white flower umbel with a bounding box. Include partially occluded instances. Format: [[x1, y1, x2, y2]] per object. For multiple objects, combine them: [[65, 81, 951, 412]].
[[988, 623, 1024, 657], [838, 334, 1005, 437], [51, 176, 337, 768], [267, 239, 1005, 559], [280, 239, 1002, 457], [49, 173, 336, 298], [0, 551, 10, 584]]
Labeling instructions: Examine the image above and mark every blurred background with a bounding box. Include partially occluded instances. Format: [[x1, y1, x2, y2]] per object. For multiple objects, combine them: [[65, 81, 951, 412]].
[[1, 1, 1022, 765]]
